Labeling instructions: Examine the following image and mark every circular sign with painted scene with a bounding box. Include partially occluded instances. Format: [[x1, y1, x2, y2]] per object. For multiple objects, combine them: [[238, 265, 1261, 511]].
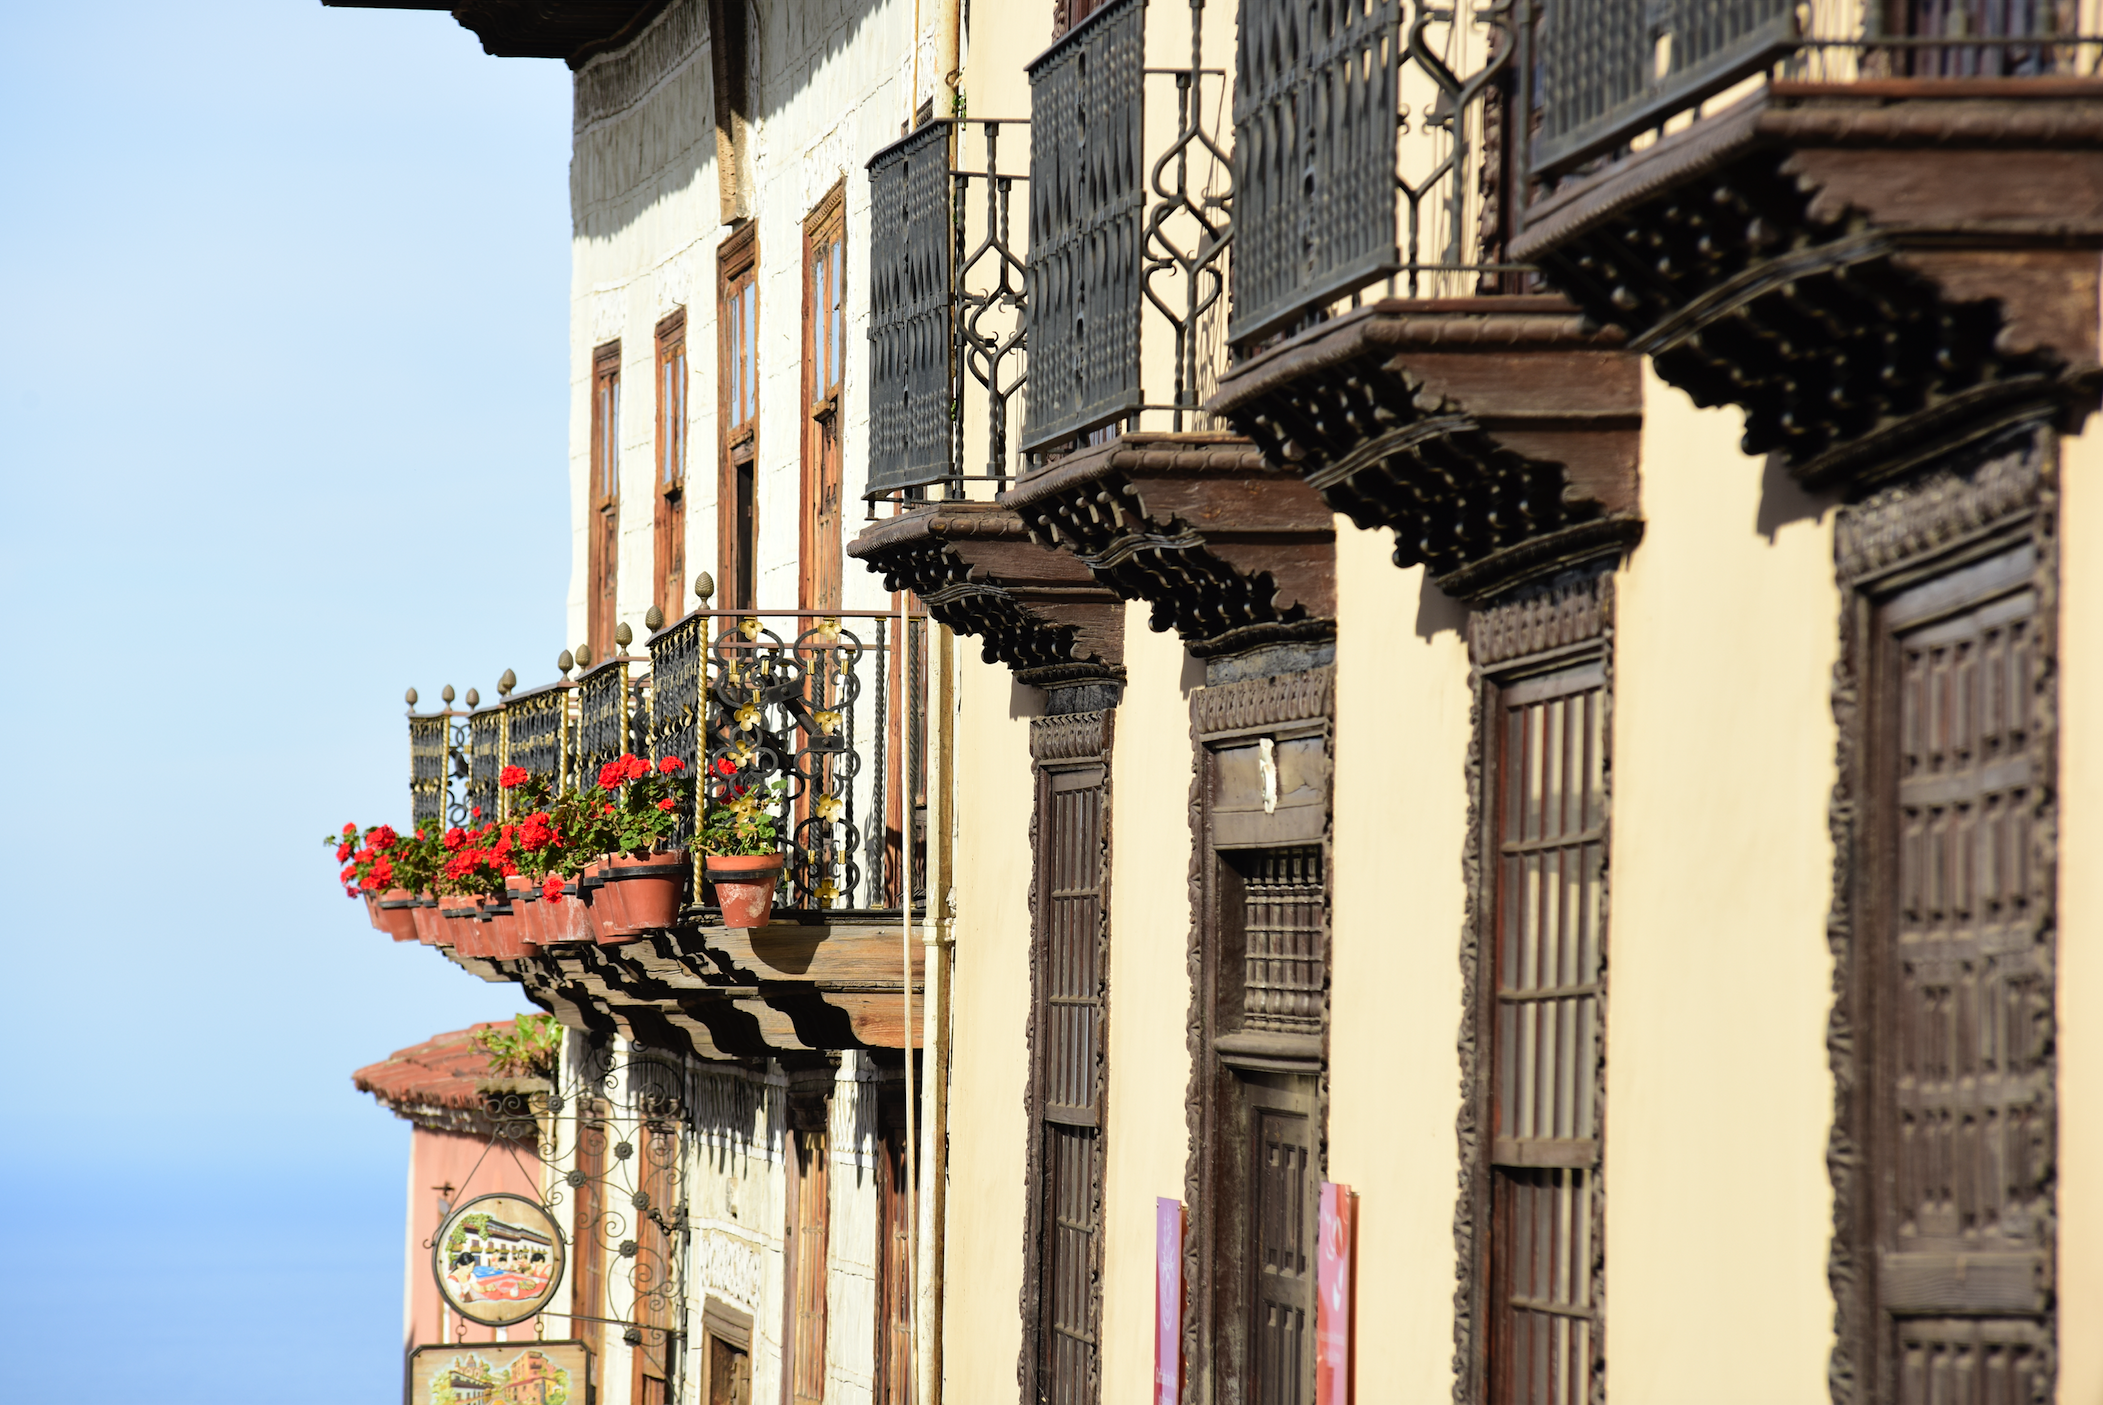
[[432, 1192, 567, 1327]]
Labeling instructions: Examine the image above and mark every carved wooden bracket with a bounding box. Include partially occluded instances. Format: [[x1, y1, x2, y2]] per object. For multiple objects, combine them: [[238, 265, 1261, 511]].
[[1212, 296, 1644, 602], [1511, 83, 2103, 493], [847, 501, 1125, 687], [445, 915, 924, 1063], [999, 432, 1336, 657]]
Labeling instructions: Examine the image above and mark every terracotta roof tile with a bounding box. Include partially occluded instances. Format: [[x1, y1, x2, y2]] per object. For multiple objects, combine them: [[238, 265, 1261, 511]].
[[352, 1020, 516, 1119]]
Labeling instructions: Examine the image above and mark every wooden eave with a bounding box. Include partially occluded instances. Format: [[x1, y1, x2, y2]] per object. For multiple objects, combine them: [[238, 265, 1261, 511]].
[[437, 915, 924, 1062], [997, 431, 1336, 657], [320, 0, 670, 67], [1211, 296, 1644, 603], [1510, 80, 2103, 491], [847, 501, 1126, 686]]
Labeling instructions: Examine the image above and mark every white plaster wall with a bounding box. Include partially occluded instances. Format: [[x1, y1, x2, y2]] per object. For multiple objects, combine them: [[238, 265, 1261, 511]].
[[566, 0, 917, 653], [1604, 365, 1838, 1403]]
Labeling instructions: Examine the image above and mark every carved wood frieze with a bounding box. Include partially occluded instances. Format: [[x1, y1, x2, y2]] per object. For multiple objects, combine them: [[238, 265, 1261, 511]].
[[1000, 432, 1337, 656], [1213, 297, 1645, 602], [849, 501, 1126, 686], [1512, 85, 2103, 493]]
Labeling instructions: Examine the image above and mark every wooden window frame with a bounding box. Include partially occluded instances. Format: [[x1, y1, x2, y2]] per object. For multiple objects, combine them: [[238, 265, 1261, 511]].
[[1454, 576, 1615, 1405], [572, 1098, 610, 1395], [877, 1094, 913, 1405], [1184, 670, 1334, 1405], [1830, 434, 2059, 1405], [589, 340, 623, 661], [630, 1119, 679, 1405], [703, 1296, 754, 1405], [718, 224, 760, 610], [1019, 708, 1116, 1405], [782, 1103, 831, 1405], [655, 308, 690, 621], [801, 185, 848, 611]]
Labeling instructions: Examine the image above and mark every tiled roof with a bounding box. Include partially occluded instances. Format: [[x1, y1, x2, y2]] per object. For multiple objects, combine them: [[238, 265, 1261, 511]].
[[353, 1021, 514, 1133]]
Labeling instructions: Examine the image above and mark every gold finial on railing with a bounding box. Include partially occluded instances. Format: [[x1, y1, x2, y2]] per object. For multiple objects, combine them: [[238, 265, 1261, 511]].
[[406, 687, 419, 707], [575, 644, 594, 668], [644, 605, 664, 632], [498, 669, 516, 696], [557, 649, 574, 677], [465, 688, 480, 708], [694, 572, 715, 605], [442, 684, 456, 705], [614, 621, 634, 650]]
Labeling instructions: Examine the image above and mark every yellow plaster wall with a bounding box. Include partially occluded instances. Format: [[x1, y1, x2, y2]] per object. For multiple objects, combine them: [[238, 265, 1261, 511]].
[[1604, 365, 1838, 1402], [1328, 525, 1474, 1402], [2056, 424, 2103, 1405], [941, 649, 1038, 1402], [1099, 605, 1201, 1403]]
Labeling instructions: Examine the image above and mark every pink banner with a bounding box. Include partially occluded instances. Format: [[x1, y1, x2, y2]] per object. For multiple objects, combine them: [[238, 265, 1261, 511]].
[[1317, 1182, 1355, 1405], [1156, 1197, 1183, 1405]]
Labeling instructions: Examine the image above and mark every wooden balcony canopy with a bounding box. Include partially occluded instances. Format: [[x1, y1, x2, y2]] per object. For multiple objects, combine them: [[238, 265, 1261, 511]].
[[319, 0, 669, 66]]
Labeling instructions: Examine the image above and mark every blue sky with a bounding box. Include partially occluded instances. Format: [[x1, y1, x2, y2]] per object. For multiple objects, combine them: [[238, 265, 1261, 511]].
[[0, 2, 572, 1396]]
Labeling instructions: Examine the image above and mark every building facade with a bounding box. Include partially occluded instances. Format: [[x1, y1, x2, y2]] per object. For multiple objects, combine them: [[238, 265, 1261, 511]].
[[331, 1, 2103, 1403]]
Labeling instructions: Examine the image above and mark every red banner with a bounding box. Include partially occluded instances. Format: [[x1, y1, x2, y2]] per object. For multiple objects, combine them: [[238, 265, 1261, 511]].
[[1317, 1182, 1356, 1405], [1156, 1197, 1183, 1405]]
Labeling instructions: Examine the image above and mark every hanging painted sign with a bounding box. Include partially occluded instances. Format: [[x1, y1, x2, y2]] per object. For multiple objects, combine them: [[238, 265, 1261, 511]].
[[1155, 1197, 1183, 1405], [433, 1192, 567, 1327], [409, 1339, 589, 1405], [1316, 1181, 1356, 1405]]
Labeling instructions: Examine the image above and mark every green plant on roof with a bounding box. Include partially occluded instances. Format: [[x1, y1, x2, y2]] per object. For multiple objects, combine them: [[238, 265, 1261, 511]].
[[475, 1013, 562, 1080]]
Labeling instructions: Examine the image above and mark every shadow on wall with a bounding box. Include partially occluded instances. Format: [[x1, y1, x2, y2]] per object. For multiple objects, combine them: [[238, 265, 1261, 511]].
[[1757, 451, 1840, 542], [1416, 570, 1468, 643], [570, 0, 890, 247]]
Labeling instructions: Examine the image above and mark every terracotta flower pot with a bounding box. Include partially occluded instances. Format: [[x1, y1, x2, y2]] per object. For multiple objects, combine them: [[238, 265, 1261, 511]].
[[538, 879, 593, 944], [410, 895, 444, 945], [584, 861, 632, 943], [603, 849, 690, 938], [503, 876, 546, 955], [374, 888, 420, 942], [705, 853, 785, 930], [438, 895, 484, 954], [485, 900, 520, 960]]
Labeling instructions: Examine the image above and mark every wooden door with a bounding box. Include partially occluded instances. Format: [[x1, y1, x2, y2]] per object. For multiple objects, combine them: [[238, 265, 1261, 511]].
[[801, 189, 846, 611], [877, 1126, 913, 1405], [1865, 544, 2051, 1402], [783, 1125, 830, 1405], [718, 225, 759, 609], [631, 1123, 677, 1405]]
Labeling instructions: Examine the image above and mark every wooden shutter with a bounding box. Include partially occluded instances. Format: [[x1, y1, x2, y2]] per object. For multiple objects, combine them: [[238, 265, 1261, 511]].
[[783, 1124, 830, 1405], [1867, 543, 2051, 1401], [877, 1125, 913, 1405], [589, 342, 622, 660], [1025, 711, 1114, 1405], [705, 1297, 755, 1405], [573, 1104, 608, 1390], [718, 225, 759, 609], [631, 1122, 678, 1405], [1248, 1079, 1317, 1405], [1483, 658, 1605, 1405], [801, 187, 847, 611], [655, 309, 689, 620]]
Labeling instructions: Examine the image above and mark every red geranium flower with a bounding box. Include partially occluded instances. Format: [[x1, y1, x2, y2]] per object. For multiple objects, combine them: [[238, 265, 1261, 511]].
[[623, 754, 652, 781], [714, 756, 736, 777], [603, 803, 615, 815], [541, 874, 565, 902], [598, 760, 625, 790], [656, 797, 676, 812], [471, 805, 483, 820], [341, 823, 356, 837], [443, 827, 467, 852], [658, 755, 685, 774], [334, 841, 352, 862], [371, 857, 394, 888], [499, 765, 529, 790], [370, 824, 398, 852]]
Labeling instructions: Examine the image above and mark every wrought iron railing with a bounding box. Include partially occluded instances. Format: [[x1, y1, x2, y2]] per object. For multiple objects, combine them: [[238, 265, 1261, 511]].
[[1527, 0, 2103, 184], [403, 603, 930, 916], [865, 118, 1031, 499], [1020, 0, 1232, 455], [1229, 0, 1520, 346]]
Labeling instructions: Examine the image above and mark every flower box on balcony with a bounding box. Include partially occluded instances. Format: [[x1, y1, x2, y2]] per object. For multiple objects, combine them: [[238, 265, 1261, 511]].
[[367, 888, 420, 943]]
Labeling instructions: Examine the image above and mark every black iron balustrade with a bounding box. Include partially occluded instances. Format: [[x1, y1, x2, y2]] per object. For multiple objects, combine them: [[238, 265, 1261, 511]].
[[865, 118, 1031, 499], [1024, 0, 1147, 452], [404, 604, 926, 916], [1525, 0, 2103, 186], [1229, 0, 1519, 346]]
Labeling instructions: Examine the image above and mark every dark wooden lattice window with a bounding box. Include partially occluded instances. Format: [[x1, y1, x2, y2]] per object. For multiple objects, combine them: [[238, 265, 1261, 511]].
[[1025, 714, 1113, 1405], [1484, 658, 1605, 1405], [1243, 847, 1325, 1033], [1861, 542, 2051, 1402]]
